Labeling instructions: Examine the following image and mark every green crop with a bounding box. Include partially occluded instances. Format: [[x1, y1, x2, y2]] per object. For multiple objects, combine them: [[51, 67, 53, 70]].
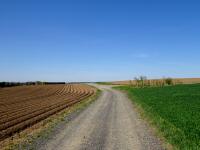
[[115, 84, 200, 150]]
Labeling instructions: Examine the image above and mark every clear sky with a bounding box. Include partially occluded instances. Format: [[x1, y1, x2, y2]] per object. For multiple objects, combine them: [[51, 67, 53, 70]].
[[0, 0, 200, 82]]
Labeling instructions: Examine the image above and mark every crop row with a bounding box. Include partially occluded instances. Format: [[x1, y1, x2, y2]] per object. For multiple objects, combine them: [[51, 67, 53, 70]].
[[0, 84, 96, 140]]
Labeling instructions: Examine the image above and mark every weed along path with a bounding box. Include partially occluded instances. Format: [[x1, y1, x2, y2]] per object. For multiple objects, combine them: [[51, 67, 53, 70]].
[[40, 84, 163, 150]]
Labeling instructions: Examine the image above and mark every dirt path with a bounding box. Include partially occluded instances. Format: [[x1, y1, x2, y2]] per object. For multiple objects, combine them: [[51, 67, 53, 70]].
[[39, 84, 163, 150]]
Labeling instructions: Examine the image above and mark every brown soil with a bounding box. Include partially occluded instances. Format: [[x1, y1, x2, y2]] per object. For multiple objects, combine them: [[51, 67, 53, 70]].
[[0, 84, 96, 141]]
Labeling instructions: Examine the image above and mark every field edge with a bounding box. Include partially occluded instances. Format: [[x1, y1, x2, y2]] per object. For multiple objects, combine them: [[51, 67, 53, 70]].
[[113, 86, 174, 150], [1, 87, 101, 150]]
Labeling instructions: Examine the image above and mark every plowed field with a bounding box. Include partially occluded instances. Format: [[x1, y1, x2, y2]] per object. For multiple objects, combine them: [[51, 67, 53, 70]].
[[0, 84, 96, 140]]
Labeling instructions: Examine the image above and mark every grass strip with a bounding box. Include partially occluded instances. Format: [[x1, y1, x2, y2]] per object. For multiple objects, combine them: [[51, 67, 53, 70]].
[[114, 84, 200, 150]]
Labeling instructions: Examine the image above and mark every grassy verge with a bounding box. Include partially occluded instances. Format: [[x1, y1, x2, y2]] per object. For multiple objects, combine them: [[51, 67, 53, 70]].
[[1, 89, 101, 150], [95, 82, 114, 85], [114, 84, 200, 150]]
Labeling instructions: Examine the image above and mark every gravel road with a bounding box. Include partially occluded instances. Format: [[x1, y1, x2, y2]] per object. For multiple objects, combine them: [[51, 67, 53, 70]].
[[39, 84, 163, 150]]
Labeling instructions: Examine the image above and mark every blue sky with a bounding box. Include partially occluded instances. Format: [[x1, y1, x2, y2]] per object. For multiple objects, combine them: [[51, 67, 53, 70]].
[[0, 0, 200, 82]]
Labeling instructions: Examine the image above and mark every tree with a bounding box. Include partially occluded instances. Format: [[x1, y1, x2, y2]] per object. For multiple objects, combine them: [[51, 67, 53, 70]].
[[165, 78, 173, 85]]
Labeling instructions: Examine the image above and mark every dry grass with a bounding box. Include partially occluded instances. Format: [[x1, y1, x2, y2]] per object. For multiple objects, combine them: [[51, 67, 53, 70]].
[[111, 78, 200, 85]]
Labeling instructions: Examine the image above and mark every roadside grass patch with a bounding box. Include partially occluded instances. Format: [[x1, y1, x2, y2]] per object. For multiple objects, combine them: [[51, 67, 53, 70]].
[[114, 84, 200, 150], [95, 82, 113, 85]]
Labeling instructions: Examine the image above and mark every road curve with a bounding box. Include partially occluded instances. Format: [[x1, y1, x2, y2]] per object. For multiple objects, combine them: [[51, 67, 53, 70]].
[[40, 84, 163, 150]]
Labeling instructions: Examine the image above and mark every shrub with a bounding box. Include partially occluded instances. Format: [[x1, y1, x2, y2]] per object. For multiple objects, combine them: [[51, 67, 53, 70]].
[[165, 78, 173, 85]]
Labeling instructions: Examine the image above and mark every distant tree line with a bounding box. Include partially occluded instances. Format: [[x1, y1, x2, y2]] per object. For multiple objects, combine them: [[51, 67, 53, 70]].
[[0, 82, 23, 88], [43, 82, 66, 85], [0, 81, 66, 88]]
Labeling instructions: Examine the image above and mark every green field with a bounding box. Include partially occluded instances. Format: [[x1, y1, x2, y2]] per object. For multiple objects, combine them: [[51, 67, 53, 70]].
[[115, 84, 200, 150]]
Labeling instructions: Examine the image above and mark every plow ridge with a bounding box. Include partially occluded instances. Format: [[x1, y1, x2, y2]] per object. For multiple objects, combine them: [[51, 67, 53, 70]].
[[0, 84, 96, 140]]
